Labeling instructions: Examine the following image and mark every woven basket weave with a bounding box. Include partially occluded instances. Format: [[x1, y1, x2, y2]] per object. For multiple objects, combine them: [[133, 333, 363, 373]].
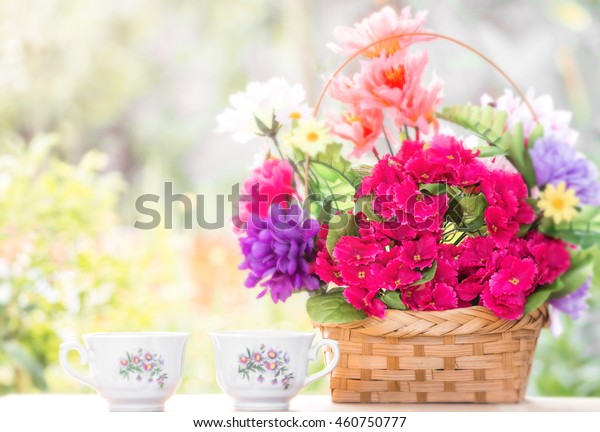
[[316, 305, 549, 403]]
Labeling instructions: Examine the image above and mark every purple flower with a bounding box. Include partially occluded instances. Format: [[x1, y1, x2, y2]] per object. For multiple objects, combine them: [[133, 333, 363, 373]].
[[272, 379, 278, 385], [530, 137, 600, 205], [136, 375, 142, 382], [239, 204, 320, 302], [550, 277, 592, 319], [257, 375, 264, 383]]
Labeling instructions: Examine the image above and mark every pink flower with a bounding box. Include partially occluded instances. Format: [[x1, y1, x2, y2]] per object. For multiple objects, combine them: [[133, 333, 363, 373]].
[[399, 234, 437, 270], [526, 232, 571, 286], [328, 6, 431, 58], [239, 355, 249, 365], [330, 50, 443, 133], [340, 262, 383, 289], [253, 352, 262, 363], [402, 282, 458, 311], [328, 108, 383, 158], [425, 135, 484, 185], [457, 237, 497, 269], [343, 285, 386, 318], [481, 256, 537, 319], [378, 256, 422, 290], [237, 159, 298, 229], [333, 236, 382, 265], [119, 358, 128, 367], [484, 206, 520, 247]]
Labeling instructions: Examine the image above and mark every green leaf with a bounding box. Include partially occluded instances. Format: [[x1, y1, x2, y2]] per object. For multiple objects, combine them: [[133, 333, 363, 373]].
[[420, 183, 447, 195], [326, 213, 358, 255], [354, 195, 381, 221], [297, 143, 362, 216], [529, 123, 544, 146], [437, 105, 509, 147], [524, 280, 563, 315], [4, 340, 48, 390], [306, 291, 368, 324], [381, 291, 406, 310], [539, 207, 600, 248], [409, 261, 438, 287], [474, 146, 507, 158], [550, 249, 595, 299]]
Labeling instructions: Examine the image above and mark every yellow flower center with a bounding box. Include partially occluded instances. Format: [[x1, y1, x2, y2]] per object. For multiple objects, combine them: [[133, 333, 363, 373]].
[[289, 111, 301, 119], [414, 255, 421, 261], [358, 271, 366, 279], [447, 155, 455, 160], [384, 65, 406, 89], [509, 278, 520, 286], [345, 113, 361, 123], [306, 131, 319, 142], [551, 198, 566, 211]]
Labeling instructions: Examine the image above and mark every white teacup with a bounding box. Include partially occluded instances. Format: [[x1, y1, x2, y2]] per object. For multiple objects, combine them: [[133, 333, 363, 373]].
[[210, 331, 340, 411], [59, 332, 189, 411]]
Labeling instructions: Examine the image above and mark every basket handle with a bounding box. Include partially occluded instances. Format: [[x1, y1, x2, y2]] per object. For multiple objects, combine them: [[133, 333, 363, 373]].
[[305, 31, 540, 195]]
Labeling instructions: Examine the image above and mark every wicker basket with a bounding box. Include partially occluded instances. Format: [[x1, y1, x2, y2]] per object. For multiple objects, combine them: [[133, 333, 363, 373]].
[[316, 305, 549, 403]]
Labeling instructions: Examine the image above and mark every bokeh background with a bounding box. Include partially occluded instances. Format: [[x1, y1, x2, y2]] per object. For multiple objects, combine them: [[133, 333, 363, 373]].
[[1, 0, 599, 396]]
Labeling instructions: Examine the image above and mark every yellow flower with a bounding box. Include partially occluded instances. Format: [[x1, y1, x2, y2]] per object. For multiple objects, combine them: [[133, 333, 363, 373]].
[[538, 182, 579, 224], [283, 119, 332, 157]]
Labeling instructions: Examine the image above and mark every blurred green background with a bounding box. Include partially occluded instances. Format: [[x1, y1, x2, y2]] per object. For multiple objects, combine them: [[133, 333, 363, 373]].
[[0, 0, 598, 396]]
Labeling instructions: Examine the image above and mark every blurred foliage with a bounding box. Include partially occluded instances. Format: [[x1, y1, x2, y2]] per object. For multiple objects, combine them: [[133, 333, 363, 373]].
[[0, 135, 126, 392]]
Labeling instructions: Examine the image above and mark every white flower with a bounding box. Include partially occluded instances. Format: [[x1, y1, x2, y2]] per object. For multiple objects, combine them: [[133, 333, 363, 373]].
[[216, 77, 308, 143], [275, 104, 313, 128], [282, 119, 332, 157], [481, 88, 578, 146]]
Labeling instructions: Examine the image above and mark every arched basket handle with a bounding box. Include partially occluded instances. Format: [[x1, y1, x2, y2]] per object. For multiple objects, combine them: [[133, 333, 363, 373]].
[[305, 31, 540, 195]]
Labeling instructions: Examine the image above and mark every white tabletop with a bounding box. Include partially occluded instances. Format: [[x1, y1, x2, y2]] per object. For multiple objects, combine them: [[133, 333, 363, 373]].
[[0, 394, 598, 412]]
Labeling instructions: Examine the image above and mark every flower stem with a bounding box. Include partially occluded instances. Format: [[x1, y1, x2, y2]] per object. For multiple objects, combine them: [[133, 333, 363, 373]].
[[382, 128, 394, 156]]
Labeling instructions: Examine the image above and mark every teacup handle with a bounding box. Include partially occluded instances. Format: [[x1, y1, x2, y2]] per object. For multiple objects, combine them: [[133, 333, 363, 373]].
[[59, 341, 96, 390], [303, 338, 340, 388]]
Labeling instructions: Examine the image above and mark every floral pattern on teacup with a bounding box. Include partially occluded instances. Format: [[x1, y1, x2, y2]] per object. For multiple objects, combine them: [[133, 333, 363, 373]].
[[118, 348, 168, 388], [237, 344, 294, 389]]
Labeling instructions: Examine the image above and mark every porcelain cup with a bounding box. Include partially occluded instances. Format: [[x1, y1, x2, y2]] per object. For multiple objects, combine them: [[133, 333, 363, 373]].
[[59, 332, 189, 411], [210, 330, 340, 411]]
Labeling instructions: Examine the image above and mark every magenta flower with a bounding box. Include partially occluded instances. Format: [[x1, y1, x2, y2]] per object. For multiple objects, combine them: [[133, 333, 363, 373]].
[[239, 355, 249, 365], [257, 375, 265, 383], [402, 282, 458, 311], [399, 235, 437, 270], [132, 355, 141, 365], [333, 236, 382, 265], [343, 286, 386, 318], [144, 352, 153, 362], [481, 256, 537, 320], [266, 349, 277, 360], [143, 363, 153, 371], [265, 362, 278, 372], [119, 358, 129, 367], [236, 158, 298, 230], [252, 352, 262, 363], [526, 232, 570, 286]]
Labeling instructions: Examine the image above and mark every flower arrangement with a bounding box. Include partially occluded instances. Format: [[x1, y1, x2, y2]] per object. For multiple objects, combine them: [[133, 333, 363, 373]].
[[218, 6, 598, 327]]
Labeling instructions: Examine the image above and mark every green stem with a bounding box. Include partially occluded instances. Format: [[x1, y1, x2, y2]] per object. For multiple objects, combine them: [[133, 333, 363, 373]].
[[382, 128, 394, 156]]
